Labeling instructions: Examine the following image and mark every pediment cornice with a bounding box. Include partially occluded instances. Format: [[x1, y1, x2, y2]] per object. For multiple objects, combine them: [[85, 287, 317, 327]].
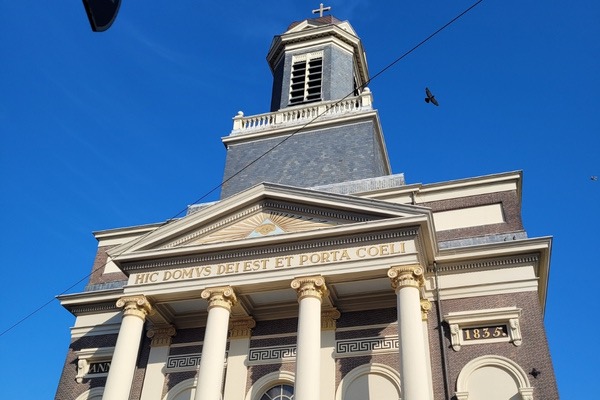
[[108, 183, 434, 263]]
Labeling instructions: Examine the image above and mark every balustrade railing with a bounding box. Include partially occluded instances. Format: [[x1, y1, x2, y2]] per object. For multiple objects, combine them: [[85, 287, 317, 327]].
[[231, 88, 373, 134]]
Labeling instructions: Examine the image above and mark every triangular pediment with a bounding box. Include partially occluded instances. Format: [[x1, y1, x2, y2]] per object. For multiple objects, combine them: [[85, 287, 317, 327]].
[[161, 205, 345, 248], [110, 183, 433, 259]]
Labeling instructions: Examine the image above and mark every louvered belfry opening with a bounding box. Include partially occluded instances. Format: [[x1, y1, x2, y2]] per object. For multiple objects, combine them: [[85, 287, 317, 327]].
[[289, 53, 323, 105]]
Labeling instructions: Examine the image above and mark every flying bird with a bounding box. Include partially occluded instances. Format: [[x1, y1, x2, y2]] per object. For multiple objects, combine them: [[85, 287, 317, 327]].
[[425, 87, 439, 106]]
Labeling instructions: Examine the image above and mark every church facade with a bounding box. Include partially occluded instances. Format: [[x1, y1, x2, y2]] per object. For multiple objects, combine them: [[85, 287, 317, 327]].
[[55, 13, 558, 400]]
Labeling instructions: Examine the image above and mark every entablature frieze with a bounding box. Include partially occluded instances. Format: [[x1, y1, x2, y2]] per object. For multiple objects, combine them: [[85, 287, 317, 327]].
[[121, 228, 419, 274], [125, 235, 418, 291]]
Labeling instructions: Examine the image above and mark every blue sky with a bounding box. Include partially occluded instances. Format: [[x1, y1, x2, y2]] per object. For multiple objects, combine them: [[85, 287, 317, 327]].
[[0, 1, 598, 398]]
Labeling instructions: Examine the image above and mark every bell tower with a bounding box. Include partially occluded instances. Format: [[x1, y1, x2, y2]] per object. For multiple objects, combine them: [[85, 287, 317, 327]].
[[266, 15, 369, 111], [220, 14, 391, 199]]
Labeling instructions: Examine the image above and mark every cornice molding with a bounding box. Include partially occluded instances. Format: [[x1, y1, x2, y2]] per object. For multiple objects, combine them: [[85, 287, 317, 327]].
[[70, 302, 120, 316], [110, 182, 428, 260], [430, 254, 540, 274]]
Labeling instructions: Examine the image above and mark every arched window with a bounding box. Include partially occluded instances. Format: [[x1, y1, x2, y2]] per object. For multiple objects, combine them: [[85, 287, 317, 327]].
[[259, 384, 294, 400], [245, 371, 295, 400], [162, 378, 197, 400], [455, 355, 534, 400], [335, 363, 401, 400], [75, 387, 104, 400]]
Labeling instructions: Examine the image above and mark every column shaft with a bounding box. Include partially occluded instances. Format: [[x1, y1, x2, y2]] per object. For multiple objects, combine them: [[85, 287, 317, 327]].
[[102, 296, 152, 400], [291, 276, 327, 400], [388, 266, 431, 400], [194, 287, 237, 400], [195, 307, 230, 400], [296, 296, 321, 400], [397, 286, 430, 400]]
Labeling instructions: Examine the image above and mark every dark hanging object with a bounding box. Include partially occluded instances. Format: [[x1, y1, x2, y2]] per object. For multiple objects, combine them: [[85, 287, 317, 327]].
[[82, 0, 122, 32], [529, 368, 541, 379]]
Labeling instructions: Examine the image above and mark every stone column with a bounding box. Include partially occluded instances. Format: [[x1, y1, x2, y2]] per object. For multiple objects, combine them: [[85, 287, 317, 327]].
[[388, 265, 431, 400], [193, 287, 237, 400], [139, 325, 176, 400], [102, 295, 153, 400], [223, 317, 256, 400], [320, 308, 340, 400], [291, 276, 328, 400]]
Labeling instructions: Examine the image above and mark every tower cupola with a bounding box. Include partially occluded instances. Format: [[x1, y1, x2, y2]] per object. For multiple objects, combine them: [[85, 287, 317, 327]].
[[267, 15, 370, 111]]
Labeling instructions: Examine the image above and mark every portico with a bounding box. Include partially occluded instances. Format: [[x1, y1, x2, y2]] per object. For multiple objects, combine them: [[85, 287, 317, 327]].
[[94, 183, 436, 399], [101, 268, 432, 400]]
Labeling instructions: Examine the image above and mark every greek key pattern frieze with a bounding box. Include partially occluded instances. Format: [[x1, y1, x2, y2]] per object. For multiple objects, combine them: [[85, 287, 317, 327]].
[[166, 353, 202, 372], [247, 345, 297, 365], [336, 336, 399, 358], [247, 336, 400, 365]]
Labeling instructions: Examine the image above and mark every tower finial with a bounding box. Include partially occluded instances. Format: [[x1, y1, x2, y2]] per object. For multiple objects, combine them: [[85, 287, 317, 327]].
[[312, 3, 331, 18]]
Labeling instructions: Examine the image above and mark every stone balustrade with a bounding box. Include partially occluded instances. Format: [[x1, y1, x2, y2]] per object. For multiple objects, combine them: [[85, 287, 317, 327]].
[[231, 88, 373, 134]]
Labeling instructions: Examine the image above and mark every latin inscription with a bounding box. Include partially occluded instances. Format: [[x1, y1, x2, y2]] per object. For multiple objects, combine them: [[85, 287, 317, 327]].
[[131, 242, 408, 285], [88, 361, 110, 374]]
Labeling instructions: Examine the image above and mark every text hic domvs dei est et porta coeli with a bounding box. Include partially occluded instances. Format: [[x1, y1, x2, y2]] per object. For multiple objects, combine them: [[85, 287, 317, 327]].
[[131, 241, 410, 285]]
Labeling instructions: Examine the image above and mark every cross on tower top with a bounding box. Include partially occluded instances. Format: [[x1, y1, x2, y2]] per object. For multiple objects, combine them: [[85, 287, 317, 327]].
[[312, 3, 331, 18]]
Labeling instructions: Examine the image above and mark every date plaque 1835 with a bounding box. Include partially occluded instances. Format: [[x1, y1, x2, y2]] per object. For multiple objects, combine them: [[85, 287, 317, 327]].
[[462, 325, 508, 341]]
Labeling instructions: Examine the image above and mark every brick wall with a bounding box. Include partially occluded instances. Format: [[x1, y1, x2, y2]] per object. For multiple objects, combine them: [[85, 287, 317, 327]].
[[428, 291, 559, 399], [54, 334, 118, 400]]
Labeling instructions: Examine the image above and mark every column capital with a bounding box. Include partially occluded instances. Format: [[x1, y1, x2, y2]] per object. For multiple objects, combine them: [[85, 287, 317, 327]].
[[388, 265, 425, 291], [116, 295, 153, 320], [229, 317, 256, 339], [291, 276, 328, 302], [321, 308, 341, 330], [201, 286, 237, 312], [147, 324, 176, 347]]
